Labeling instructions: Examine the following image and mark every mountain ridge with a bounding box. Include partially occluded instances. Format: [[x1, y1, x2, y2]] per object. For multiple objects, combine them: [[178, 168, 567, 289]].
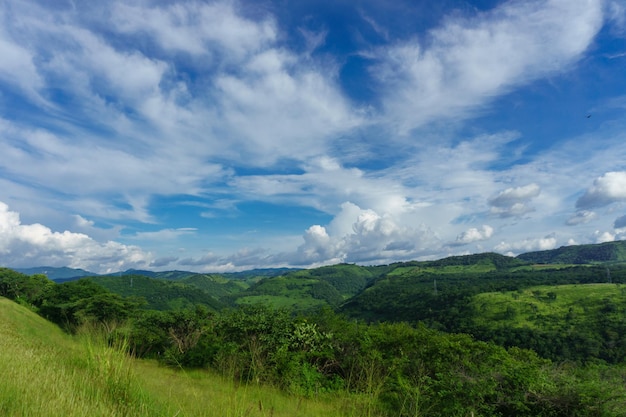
[[10, 240, 626, 282]]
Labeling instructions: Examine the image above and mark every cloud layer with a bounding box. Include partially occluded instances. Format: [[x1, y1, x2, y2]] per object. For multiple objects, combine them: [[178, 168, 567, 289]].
[[0, 0, 625, 272]]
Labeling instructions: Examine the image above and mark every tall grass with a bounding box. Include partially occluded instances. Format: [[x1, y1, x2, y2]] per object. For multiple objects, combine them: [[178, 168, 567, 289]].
[[0, 299, 154, 416], [0, 298, 382, 417]]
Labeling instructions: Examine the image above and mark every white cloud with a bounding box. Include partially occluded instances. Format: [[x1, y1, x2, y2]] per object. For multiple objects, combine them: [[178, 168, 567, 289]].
[[455, 225, 494, 245], [595, 230, 615, 243], [576, 171, 626, 209], [494, 235, 558, 254], [0, 0, 621, 272], [288, 202, 441, 266], [489, 184, 541, 218], [0, 201, 152, 273], [375, 0, 603, 132], [111, 1, 277, 60], [0, 35, 44, 103], [607, 1, 626, 33]]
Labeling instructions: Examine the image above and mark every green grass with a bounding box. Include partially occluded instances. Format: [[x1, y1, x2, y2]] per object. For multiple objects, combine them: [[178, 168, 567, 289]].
[[470, 283, 626, 331], [0, 297, 377, 417]]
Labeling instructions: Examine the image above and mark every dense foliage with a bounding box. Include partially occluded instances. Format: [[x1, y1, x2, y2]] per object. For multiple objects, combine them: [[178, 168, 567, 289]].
[[87, 275, 225, 311], [340, 260, 626, 363], [6, 242, 626, 416], [4, 264, 626, 416], [118, 304, 626, 416]]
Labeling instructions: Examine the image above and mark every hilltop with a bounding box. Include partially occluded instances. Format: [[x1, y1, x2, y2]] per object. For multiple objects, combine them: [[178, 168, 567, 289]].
[[517, 240, 626, 264]]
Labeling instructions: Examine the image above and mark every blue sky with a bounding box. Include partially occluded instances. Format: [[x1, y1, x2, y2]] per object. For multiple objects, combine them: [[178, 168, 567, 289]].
[[1, 0, 626, 273]]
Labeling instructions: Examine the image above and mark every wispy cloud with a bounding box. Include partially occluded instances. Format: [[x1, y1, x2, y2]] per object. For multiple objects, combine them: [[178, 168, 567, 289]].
[[0, 0, 623, 272], [373, 0, 603, 132]]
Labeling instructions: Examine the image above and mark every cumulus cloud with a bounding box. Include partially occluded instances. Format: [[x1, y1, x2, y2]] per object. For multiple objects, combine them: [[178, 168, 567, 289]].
[[595, 230, 615, 243], [288, 202, 441, 266], [494, 235, 557, 254], [576, 171, 626, 209], [455, 225, 494, 245], [489, 184, 540, 218], [0, 202, 152, 273]]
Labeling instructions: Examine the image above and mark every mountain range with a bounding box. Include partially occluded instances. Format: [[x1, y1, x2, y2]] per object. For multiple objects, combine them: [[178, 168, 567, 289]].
[[13, 240, 626, 282]]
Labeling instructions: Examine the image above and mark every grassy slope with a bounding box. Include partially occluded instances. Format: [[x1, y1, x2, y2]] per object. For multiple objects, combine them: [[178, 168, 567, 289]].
[[470, 283, 626, 331], [0, 297, 372, 417]]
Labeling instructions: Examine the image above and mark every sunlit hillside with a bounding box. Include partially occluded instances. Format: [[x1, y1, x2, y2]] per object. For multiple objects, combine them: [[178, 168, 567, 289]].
[[0, 297, 370, 417]]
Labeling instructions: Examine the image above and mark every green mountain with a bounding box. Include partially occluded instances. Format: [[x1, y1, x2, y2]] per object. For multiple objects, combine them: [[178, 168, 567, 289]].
[[226, 263, 388, 311], [178, 273, 248, 298], [517, 240, 626, 264], [89, 275, 225, 311], [15, 266, 97, 281], [338, 252, 623, 325]]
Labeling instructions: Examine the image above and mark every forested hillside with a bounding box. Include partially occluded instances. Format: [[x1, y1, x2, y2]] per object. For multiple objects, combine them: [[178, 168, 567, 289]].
[[517, 240, 626, 264], [5, 241, 626, 416], [3, 267, 626, 416]]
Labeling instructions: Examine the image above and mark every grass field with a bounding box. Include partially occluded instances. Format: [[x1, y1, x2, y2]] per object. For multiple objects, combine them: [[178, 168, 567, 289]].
[[0, 297, 378, 417], [470, 283, 626, 331]]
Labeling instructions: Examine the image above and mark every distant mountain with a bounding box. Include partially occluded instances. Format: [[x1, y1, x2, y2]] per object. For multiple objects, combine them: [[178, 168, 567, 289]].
[[517, 240, 626, 264], [109, 269, 159, 278], [15, 266, 97, 281], [14, 241, 626, 286]]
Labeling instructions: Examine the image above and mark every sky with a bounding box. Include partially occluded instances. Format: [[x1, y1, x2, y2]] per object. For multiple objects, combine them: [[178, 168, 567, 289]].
[[1, 0, 626, 274]]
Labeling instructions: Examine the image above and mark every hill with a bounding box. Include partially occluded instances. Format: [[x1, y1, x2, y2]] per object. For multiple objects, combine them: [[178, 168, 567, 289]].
[[517, 240, 626, 264], [15, 266, 97, 281], [88, 275, 225, 311], [467, 283, 626, 363], [0, 297, 354, 417], [227, 263, 387, 311], [339, 254, 622, 325]]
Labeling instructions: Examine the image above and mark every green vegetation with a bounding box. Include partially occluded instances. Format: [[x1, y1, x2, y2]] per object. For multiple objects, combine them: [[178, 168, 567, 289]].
[[6, 295, 626, 416], [7, 241, 626, 415], [0, 297, 369, 417], [517, 240, 626, 264], [468, 283, 626, 363], [471, 283, 626, 331], [89, 275, 225, 311], [227, 263, 386, 311]]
